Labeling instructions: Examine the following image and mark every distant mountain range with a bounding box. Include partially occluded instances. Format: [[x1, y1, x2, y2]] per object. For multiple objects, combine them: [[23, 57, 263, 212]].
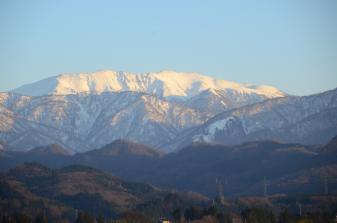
[[1, 136, 336, 197], [0, 70, 336, 152]]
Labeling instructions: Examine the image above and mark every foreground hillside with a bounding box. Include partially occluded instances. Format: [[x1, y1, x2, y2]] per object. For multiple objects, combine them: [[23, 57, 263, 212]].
[[0, 163, 208, 222], [1, 163, 336, 222]]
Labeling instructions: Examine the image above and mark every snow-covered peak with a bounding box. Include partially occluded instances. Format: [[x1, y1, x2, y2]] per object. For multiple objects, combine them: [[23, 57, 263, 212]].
[[12, 70, 286, 99]]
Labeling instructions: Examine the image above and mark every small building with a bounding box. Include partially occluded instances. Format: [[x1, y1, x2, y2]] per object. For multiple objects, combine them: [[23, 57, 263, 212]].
[[158, 217, 171, 223]]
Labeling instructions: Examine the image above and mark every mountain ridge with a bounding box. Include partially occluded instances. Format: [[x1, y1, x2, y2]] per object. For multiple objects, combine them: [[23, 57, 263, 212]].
[[12, 70, 286, 100]]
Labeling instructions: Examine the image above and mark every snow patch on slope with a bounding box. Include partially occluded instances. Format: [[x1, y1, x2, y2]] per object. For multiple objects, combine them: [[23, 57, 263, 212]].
[[193, 117, 236, 143]]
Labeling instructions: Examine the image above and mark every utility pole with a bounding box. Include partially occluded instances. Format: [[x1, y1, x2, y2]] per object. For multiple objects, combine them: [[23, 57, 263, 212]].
[[75, 209, 78, 220], [218, 180, 225, 204], [296, 202, 302, 217], [216, 177, 225, 205], [324, 176, 329, 194], [264, 177, 266, 197]]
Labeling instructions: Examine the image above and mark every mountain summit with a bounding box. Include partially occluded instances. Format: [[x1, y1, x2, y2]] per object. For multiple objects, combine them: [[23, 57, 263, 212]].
[[12, 70, 286, 100]]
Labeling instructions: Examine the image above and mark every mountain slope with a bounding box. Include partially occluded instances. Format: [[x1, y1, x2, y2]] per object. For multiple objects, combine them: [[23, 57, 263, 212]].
[[0, 103, 90, 152], [168, 88, 337, 150], [0, 91, 209, 152]]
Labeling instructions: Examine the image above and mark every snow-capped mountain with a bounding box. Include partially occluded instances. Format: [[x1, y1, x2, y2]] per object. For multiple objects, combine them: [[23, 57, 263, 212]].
[[3, 69, 336, 153], [168, 88, 337, 151], [0, 91, 209, 152], [12, 70, 285, 113]]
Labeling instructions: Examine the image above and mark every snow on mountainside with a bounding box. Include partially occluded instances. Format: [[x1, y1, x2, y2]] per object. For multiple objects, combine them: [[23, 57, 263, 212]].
[[0, 91, 209, 152], [0, 103, 90, 153], [183, 88, 275, 114], [5, 69, 336, 153], [167, 88, 337, 151], [12, 70, 285, 100]]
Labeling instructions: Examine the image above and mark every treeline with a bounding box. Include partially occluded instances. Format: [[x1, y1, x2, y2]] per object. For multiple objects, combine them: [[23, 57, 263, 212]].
[[1, 213, 47, 223], [1, 207, 335, 223]]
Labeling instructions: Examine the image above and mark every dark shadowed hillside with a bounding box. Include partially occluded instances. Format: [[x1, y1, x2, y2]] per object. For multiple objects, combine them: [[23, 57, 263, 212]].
[[0, 163, 208, 221], [1, 136, 336, 198]]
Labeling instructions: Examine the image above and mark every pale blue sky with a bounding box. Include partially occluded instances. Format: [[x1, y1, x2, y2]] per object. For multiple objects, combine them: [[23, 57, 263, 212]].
[[0, 0, 336, 95]]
